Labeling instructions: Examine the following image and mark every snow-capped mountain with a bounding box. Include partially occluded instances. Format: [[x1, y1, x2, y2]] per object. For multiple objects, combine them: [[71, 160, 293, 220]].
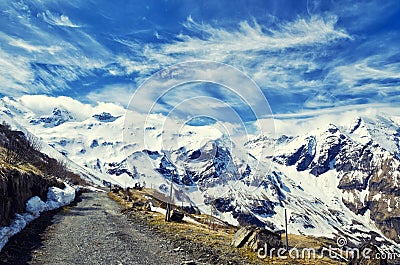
[[268, 120, 400, 244], [1, 95, 399, 252], [29, 107, 75, 128]]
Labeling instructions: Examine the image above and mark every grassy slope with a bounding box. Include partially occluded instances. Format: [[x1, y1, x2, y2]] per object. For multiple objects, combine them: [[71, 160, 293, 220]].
[[0, 146, 42, 175]]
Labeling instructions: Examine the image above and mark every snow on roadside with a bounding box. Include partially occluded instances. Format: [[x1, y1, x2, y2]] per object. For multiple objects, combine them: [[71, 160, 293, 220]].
[[0, 184, 76, 251], [46, 185, 75, 210]]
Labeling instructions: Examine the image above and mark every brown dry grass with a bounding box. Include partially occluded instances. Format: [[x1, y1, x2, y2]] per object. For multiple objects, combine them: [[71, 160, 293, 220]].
[[0, 146, 42, 175], [109, 189, 345, 265]]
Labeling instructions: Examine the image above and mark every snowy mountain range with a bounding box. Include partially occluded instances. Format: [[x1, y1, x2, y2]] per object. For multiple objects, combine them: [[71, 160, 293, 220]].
[[0, 95, 399, 253]]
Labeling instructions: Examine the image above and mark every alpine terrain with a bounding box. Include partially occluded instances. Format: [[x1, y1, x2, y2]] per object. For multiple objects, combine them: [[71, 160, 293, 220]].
[[0, 95, 399, 257]]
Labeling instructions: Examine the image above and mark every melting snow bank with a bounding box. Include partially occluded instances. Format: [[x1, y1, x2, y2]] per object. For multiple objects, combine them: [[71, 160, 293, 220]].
[[0, 184, 76, 251]]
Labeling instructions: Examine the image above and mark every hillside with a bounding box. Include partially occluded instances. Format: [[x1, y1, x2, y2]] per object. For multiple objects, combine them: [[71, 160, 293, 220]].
[[0, 122, 84, 250]]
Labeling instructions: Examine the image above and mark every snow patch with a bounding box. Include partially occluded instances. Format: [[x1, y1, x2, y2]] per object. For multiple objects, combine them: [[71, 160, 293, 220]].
[[387, 199, 392, 213], [342, 190, 355, 203], [0, 184, 75, 251], [372, 193, 382, 201]]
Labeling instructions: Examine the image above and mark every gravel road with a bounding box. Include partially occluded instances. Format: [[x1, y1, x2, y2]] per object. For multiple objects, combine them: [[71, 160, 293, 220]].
[[0, 191, 197, 265]]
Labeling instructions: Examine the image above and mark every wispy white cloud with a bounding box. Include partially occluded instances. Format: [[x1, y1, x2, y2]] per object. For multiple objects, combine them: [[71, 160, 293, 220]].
[[172, 15, 350, 55], [18, 94, 125, 119], [303, 91, 338, 109], [113, 14, 350, 72], [9, 38, 62, 54], [330, 57, 400, 88], [85, 84, 135, 107], [0, 48, 33, 95], [110, 14, 352, 113], [260, 103, 400, 136], [330, 1, 398, 31], [270, 103, 400, 120], [0, 1, 112, 95], [123, 61, 273, 125], [39, 10, 81, 28], [4, 0, 354, 115], [0, 0, 398, 119]]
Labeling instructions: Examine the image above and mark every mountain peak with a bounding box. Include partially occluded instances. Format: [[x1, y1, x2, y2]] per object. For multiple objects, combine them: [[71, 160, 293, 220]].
[[29, 107, 75, 128], [326, 123, 340, 134], [92, 112, 119, 122], [349, 116, 363, 134]]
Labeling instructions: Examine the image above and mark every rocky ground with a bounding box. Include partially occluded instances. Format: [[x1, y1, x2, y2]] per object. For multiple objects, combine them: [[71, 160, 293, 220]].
[[0, 191, 250, 265]]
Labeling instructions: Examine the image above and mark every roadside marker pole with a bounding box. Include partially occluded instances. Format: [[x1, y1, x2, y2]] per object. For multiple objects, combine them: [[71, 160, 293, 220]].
[[166, 170, 174, 222], [285, 209, 289, 252]]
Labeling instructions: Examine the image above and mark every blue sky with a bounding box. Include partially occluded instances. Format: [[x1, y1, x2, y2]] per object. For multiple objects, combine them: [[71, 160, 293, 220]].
[[0, 0, 399, 119]]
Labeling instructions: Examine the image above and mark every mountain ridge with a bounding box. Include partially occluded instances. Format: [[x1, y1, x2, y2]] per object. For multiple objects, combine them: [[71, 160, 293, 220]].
[[0, 95, 399, 254]]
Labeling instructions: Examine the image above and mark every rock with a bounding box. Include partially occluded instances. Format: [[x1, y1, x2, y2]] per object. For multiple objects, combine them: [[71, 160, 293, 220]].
[[181, 205, 201, 215], [29, 108, 74, 128], [0, 168, 63, 226], [347, 243, 388, 265], [231, 227, 282, 251], [213, 197, 234, 212], [143, 199, 154, 211], [170, 209, 184, 222], [92, 112, 118, 122], [111, 186, 123, 194], [246, 228, 283, 251], [133, 201, 144, 207], [181, 261, 196, 265], [231, 227, 253, 248]]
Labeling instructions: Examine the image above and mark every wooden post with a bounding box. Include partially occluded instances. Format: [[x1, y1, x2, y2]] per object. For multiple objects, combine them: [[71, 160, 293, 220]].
[[165, 170, 174, 222], [181, 181, 184, 209], [285, 209, 289, 252], [209, 204, 212, 230]]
